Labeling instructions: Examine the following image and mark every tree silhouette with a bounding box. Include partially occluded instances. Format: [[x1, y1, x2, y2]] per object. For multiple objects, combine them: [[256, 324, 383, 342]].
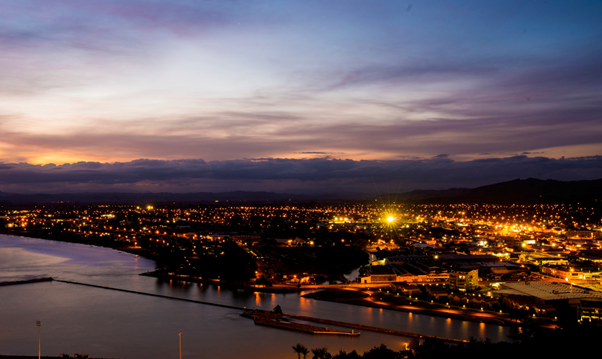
[[311, 347, 332, 359], [362, 344, 400, 359], [293, 343, 308, 359], [332, 350, 361, 359]]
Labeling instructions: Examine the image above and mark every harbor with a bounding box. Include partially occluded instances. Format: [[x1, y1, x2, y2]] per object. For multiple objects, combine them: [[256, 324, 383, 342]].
[[0, 235, 510, 359]]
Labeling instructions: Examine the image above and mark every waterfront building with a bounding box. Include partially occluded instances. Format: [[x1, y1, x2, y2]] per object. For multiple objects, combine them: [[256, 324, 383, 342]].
[[359, 266, 397, 283], [449, 269, 478, 291]]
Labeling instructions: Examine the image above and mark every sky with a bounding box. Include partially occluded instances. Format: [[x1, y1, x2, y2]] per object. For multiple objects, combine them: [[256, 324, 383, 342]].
[[1, 0, 601, 193]]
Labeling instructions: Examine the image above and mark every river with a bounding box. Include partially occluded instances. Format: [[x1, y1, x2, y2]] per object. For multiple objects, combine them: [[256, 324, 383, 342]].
[[0, 235, 510, 358]]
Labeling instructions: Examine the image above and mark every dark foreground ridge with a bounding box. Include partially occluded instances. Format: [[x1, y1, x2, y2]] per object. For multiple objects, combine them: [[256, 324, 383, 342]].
[[0, 356, 113, 359]]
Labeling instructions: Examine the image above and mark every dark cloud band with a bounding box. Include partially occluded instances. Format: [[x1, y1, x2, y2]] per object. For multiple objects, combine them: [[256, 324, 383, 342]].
[[0, 156, 600, 194]]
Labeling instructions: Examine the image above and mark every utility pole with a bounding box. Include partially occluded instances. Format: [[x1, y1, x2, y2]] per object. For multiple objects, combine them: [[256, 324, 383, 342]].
[[179, 331, 182, 359], [36, 321, 41, 359]]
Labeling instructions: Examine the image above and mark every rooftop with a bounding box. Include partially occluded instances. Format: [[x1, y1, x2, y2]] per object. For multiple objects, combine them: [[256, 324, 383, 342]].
[[497, 282, 602, 301]]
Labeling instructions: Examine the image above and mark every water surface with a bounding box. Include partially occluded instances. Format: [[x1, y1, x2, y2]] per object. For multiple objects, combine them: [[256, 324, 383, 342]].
[[0, 235, 510, 358]]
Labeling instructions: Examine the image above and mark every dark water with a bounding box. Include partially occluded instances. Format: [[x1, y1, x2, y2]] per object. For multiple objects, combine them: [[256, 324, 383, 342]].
[[0, 235, 510, 358]]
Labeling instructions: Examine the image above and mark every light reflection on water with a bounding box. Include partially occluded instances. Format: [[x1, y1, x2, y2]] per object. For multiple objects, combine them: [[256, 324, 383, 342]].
[[0, 235, 511, 359]]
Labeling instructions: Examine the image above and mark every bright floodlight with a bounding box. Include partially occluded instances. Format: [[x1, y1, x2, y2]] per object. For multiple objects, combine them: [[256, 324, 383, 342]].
[[387, 216, 395, 223]]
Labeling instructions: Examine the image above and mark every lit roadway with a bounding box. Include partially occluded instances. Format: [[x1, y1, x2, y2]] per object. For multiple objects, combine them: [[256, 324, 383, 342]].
[[339, 288, 558, 329]]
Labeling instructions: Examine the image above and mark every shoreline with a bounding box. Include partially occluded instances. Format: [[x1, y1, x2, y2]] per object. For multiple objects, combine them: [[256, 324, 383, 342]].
[[0, 230, 308, 294], [302, 289, 557, 329], [141, 271, 309, 294], [0, 228, 159, 260], [0, 230, 556, 330]]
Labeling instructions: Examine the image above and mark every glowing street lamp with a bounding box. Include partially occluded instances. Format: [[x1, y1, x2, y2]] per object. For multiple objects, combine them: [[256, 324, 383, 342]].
[[387, 216, 395, 223], [36, 321, 41, 359]]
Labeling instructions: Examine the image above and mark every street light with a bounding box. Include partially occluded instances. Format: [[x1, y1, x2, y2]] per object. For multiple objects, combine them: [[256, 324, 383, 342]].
[[179, 331, 182, 359], [36, 321, 41, 359]]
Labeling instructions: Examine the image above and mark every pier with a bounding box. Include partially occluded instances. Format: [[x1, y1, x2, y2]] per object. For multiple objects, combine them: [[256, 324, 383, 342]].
[[242, 310, 360, 336]]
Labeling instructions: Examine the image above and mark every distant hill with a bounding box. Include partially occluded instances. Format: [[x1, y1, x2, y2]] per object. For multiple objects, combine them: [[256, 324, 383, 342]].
[[0, 191, 365, 205], [387, 178, 602, 204], [389, 188, 471, 201], [0, 178, 600, 205]]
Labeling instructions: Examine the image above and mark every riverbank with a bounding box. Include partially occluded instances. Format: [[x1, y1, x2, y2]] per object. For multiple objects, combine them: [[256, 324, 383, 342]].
[[0, 234, 511, 359], [0, 230, 325, 294], [0, 228, 159, 262], [141, 270, 307, 294], [0, 230, 330, 294], [303, 288, 557, 328], [0, 231, 553, 329]]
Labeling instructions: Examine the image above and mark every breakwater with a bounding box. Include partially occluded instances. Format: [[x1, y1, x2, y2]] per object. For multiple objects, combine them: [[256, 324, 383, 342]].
[[0, 277, 54, 287], [54, 279, 244, 310]]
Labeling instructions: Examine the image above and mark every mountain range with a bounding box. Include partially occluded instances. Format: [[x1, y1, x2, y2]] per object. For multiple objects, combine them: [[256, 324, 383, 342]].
[[0, 178, 600, 205]]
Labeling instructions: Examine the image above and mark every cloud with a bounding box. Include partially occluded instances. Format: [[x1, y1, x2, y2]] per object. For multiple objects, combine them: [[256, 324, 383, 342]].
[[0, 0, 600, 168], [319, 61, 500, 92], [1, 100, 600, 164], [0, 155, 601, 194]]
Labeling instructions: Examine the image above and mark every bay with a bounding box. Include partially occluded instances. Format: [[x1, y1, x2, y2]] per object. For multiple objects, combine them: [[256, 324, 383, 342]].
[[0, 235, 510, 358]]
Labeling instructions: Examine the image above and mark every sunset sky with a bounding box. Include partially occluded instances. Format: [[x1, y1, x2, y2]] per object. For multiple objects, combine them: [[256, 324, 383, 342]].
[[1, 0, 601, 193]]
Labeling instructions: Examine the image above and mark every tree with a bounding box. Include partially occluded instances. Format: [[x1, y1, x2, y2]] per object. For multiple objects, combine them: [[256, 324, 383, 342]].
[[362, 344, 400, 359], [332, 350, 361, 359], [293, 344, 308, 359], [311, 347, 332, 359]]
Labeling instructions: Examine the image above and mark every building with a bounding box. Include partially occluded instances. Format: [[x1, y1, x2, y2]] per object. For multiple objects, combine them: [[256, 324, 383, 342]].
[[359, 266, 397, 284], [425, 285, 449, 301], [541, 265, 602, 281], [449, 269, 478, 291]]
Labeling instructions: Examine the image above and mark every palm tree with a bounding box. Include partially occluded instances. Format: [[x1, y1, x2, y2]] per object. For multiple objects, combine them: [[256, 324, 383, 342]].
[[293, 343, 308, 359]]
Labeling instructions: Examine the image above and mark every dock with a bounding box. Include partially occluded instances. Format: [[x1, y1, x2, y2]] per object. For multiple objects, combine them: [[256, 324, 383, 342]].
[[242, 310, 360, 336]]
